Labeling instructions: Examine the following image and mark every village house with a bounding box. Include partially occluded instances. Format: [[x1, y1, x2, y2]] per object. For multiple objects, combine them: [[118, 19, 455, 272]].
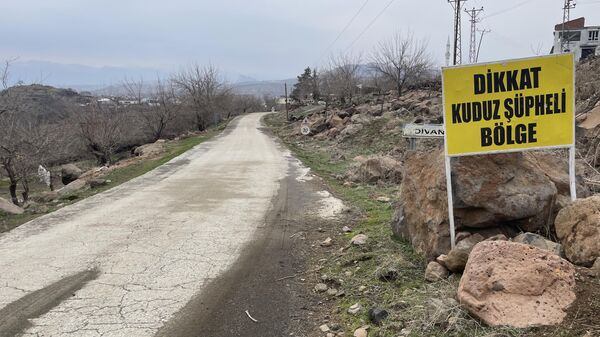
[[551, 17, 600, 61]]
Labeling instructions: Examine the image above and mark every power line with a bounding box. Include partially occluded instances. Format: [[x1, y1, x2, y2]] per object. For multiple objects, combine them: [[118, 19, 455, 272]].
[[481, 0, 538, 20], [344, 0, 397, 53], [315, 0, 371, 64]]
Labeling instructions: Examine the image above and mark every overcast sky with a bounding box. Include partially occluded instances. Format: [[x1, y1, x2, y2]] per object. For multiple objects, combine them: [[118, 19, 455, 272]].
[[2, 0, 600, 81]]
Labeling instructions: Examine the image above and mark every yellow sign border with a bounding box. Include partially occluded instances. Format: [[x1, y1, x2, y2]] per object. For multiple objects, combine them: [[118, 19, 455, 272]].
[[441, 53, 576, 158]]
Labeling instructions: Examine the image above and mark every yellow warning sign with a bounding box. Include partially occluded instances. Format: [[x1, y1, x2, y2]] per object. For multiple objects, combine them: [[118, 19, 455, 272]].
[[442, 54, 575, 156]]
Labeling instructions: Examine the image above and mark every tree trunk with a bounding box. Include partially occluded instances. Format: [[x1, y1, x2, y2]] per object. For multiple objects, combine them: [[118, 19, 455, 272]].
[[9, 181, 18, 205], [49, 172, 55, 191], [195, 113, 205, 131], [380, 89, 385, 115], [21, 177, 29, 204], [4, 162, 19, 205]]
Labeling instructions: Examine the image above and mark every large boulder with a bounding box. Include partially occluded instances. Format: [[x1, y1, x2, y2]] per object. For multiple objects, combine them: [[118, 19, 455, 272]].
[[61, 163, 83, 185], [458, 241, 576, 328], [57, 179, 88, 196], [555, 196, 600, 266], [347, 155, 402, 184], [392, 149, 565, 259], [134, 141, 166, 157], [340, 123, 364, 138], [392, 150, 449, 259], [350, 113, 373, 125], [0, 197, 24, 215], [326, 114, 345, 130], [452, 152, 557, 231]]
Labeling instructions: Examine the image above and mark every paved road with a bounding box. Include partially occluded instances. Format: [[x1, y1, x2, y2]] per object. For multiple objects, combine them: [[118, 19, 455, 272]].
[[0, 113, 290, 337]]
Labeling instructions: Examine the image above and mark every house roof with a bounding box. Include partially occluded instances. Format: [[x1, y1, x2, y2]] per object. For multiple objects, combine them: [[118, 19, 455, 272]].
[[555, 17, 586, 31]]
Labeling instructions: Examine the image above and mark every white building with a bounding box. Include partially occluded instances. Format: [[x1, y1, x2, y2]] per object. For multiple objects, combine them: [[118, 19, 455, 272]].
[[551, 17, 600, 61], [97, 98, 114, 105]]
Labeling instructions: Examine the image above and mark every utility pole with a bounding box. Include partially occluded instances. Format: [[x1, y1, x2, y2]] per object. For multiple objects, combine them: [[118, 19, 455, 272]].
[[465, 7, 484, 64], [284, 83, 289, 121], [476, 29, 491, 63], [561, 0, 576, 52], [448, 0, 467, 65]]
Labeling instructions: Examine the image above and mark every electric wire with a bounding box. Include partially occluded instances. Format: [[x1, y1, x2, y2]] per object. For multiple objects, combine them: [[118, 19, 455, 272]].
[[344, 0, 397, 53], [315, 0, 371, 65], [481, 0, 540, 20]]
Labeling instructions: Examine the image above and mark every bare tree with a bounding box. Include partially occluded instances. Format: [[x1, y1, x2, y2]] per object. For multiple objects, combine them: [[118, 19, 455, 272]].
[[370, 32, 432, 97], [0, 85, 58, 204], [229, 94, 264, 117], [327, 53, 362, 105], [144, 78, 181, 141], [122, 77, 145, 104], [172, 64, 228, 131], [366, 69, 391, 115], [77, 103, 125, 166]]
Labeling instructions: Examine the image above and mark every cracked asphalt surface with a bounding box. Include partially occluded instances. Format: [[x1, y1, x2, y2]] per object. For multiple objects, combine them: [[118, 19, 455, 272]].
[[0, 113, 293, 337]]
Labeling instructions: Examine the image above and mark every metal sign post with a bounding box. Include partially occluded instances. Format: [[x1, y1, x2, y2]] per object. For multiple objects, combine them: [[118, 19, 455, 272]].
[[442, 54, 576, 249]]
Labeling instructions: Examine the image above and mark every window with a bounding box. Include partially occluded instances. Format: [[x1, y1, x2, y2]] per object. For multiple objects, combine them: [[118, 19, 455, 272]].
[[590, 30, 599, 41], [560, 31, 582, 42]]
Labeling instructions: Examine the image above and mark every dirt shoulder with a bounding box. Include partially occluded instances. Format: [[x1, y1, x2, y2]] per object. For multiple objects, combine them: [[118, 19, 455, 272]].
[[264, 109, 600, 337]]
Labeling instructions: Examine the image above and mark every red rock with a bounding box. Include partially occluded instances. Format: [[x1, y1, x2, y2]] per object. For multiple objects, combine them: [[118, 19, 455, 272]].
[[555, 195, 600, 266], [458, 241, 576, 328]]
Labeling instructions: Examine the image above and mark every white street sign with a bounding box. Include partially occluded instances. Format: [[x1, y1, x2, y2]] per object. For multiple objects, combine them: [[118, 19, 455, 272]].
[[402, 124, 445, 138]]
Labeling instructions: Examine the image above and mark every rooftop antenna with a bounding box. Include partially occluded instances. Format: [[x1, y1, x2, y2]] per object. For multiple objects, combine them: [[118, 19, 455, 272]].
[[465, 7, 484, 64], [448, 0, 467, 65]]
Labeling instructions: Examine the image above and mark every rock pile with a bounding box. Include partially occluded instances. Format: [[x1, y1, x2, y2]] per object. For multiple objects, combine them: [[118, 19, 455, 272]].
[[391, 149, 583, 259], [291, 90, 442, 143]]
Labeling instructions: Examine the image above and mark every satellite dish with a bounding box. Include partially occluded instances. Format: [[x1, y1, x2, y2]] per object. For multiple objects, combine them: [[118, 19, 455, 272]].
[[301, 125, 311, 136]]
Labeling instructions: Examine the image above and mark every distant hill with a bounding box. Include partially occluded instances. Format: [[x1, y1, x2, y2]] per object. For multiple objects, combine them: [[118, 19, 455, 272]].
[[8, 60, 271, 94], [0, 84, 90, 123], [232, 79, 297, 97], [7, 60, 169, 92]]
